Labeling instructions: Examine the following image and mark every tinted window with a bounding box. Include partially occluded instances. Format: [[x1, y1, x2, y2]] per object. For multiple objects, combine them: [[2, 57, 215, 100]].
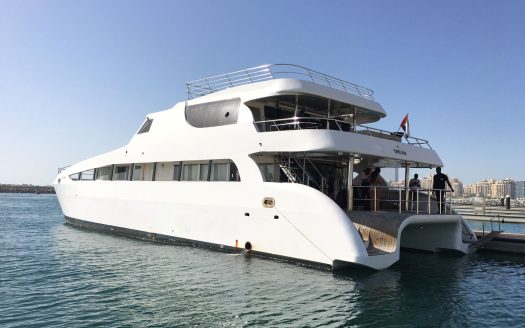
[[185, 98, 240, 128], [113, 165, 130, 180], [182, 164, 199, 181], [95, 166, 113, 180], [137, 118, 153, 134]]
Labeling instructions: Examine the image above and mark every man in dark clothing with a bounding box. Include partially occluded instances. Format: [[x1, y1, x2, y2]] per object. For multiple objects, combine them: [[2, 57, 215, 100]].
[[432, 167, 454, 213]]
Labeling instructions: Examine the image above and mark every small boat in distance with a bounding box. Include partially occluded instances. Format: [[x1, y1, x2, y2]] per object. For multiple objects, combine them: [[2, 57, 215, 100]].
[[54, 64, 477, 270]]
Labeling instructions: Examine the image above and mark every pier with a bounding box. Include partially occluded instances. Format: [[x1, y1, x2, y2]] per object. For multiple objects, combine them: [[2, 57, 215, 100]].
[[454, 205, 525, 224], [473, 231, 525, 255]]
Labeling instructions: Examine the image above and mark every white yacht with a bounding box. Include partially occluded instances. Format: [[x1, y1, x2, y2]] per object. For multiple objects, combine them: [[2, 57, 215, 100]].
[[54, 64, 477, 270]]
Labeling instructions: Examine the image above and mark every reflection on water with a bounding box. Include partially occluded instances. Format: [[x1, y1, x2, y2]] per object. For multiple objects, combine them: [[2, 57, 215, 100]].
[[1, 194, 524, 327]]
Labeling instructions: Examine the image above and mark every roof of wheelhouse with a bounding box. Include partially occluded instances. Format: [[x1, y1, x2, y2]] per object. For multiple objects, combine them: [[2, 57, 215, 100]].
[[185, 64, 386, 123]]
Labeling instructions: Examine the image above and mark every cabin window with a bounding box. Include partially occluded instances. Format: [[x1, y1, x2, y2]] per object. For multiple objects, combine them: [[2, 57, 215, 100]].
[[141, 163, 154, 181], [95, 166, 113, 180], [258, 163, 274, 182], [173, 164, 181, 181], [75, 160, 240, 183], [137, 118, 153, 134], [132, 164, 142, 181], [185, 98, 240, 128], [182, 164, 199, 181], [199, 163, 210, 181], [211, 163, 229, 181], [230, 163, 240, 181], [69, 173, 80, 180], [80, 169, 95, 180], [113, 165, 131, 181]]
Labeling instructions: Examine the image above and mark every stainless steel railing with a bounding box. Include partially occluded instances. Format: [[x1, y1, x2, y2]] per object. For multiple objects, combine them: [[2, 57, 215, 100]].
[[351, 185, 454, 214], [57, 166, 70, 174], [277, 155, 328, 193], [254, 117, 431, 149], [186, 64, 375, 100]]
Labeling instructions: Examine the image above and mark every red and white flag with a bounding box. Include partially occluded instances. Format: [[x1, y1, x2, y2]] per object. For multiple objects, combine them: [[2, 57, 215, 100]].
[[400, 114, 409, 137]]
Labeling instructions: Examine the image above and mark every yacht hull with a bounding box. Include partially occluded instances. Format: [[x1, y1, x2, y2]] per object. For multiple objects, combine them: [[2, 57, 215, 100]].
[[55, 181, 373, 269], [55, 181, 474, 270]]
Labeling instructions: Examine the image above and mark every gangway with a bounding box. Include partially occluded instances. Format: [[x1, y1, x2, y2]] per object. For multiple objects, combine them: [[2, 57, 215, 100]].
[[468, 231, 501, 254]]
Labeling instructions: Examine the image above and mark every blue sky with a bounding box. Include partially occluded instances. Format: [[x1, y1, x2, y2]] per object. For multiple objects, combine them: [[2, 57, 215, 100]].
[[1, 0, 524, 185]]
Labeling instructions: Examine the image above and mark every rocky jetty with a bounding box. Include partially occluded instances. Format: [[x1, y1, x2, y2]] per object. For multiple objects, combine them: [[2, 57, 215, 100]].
[[0, 184, 55, 194]]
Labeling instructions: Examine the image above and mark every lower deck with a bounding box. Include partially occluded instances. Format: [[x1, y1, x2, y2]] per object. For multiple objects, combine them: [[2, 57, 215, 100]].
[[348, 210, 477, 256]]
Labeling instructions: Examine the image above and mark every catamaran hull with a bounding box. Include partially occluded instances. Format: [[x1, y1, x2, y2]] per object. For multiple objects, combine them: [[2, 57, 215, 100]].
[[55, 180, 473, 270]]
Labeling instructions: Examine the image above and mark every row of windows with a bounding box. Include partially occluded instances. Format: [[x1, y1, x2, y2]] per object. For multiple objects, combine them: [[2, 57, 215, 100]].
[[70, 160, 240, 182]]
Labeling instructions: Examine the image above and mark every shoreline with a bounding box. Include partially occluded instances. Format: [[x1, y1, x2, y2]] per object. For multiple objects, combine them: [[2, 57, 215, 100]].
[[0, 184, 55, 194]]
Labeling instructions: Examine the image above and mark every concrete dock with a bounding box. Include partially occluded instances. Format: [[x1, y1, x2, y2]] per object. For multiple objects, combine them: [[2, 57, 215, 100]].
[[454, 205, 525, 223], [473, 231, 525, 254]]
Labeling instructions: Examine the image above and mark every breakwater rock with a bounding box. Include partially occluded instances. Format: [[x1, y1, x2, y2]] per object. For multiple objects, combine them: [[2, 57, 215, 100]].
[[0, 184, 55, 194]]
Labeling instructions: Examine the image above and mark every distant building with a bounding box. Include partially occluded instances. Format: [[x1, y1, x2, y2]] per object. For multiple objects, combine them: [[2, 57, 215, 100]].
[[389, 173, 463, 197], [516, 181, 525, 199], [463, 184, 476, 196], [491, 178, 515, 198], [449, 178, 463, 197], [421, 175, 433, 190], [388, 176, 525, 199], [476, 179, 495, 198]]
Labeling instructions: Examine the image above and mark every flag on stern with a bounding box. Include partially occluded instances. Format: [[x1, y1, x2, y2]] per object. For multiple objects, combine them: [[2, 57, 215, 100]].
[[400, 114, 409, 137]]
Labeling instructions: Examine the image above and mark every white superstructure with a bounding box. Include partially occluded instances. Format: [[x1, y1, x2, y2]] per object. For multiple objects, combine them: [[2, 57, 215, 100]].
[[54, 64, 477, 270]]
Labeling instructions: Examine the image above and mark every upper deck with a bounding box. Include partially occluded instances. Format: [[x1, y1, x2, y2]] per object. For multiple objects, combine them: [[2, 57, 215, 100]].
[[186, 64, 375, 100]]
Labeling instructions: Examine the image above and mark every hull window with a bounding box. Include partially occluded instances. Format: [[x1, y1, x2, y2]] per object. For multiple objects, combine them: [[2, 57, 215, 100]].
[[258, 163, 274, 182], [70, 159, 240, 183], [95, 166, 113, 180], [211, 163, 229, 181], [199, 163, 210, 181], [80, 169, 95, 180], [182, 164, 199, 181], [113, 165, 131, 181], [69, 173, 80, 180], [132, 164, 142, 181]]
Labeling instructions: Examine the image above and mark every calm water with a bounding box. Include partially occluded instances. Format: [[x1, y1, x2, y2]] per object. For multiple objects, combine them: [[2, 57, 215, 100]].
[[1, 194, 525, 327]]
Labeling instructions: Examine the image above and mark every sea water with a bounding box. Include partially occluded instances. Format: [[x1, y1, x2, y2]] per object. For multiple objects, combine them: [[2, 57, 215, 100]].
[[1, 193, 524, 327]]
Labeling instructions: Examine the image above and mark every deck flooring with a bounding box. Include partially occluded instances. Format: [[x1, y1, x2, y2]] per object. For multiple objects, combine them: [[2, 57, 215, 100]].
[[348, 211, 412, 255]]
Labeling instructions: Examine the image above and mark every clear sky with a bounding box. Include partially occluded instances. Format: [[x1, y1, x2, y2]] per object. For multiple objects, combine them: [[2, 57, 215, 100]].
[[1, 0, 524, 185]]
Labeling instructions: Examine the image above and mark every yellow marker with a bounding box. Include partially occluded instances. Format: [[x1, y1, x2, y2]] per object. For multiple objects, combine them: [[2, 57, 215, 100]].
[[235, 239, 238, 253]]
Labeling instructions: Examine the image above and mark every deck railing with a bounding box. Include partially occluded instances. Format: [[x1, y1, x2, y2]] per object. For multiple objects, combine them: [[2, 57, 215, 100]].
[[57, 166, 70, 174], [254, 117, 431, 149], [351, 185, 453, 214], [186, 64, 375, 100]]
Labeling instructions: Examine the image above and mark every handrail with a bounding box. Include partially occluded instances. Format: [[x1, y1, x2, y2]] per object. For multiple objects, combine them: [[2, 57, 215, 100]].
[[253, 117, 432, 149], [352, 185, 454, 214], [186, 64, 375, 100], [57, 166, 70, 174]]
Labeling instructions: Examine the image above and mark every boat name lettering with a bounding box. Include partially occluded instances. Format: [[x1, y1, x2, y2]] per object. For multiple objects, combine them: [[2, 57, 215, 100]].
[[393, 149, 407, 156]]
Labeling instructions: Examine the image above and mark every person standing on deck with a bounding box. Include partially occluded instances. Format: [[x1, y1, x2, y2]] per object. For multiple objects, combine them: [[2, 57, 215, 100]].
[[369, 168, 387, 211], [432, 167, 454, 213], [409, 173, 421, 211], [353, 168, 371, 207]]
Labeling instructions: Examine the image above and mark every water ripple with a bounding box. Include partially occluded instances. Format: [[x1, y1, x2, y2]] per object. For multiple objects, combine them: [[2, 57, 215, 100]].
[[1, 194, 525, 327]]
